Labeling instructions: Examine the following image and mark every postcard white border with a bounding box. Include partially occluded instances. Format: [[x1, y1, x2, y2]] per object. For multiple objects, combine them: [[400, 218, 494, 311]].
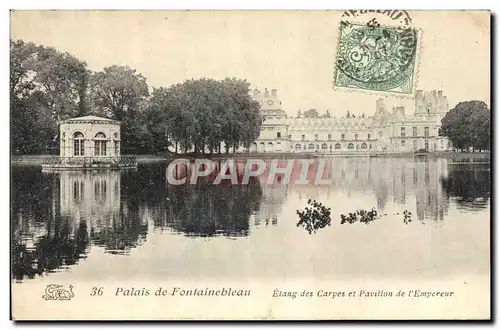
[[2, 0, 498, 329]]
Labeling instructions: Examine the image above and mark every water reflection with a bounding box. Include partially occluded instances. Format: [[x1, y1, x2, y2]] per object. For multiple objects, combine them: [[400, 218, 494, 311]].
[[141, 163, 265, 237], [59, 171, 147, 255], [11, 169, 90, 280], [441, 163, 491, 211], [11, 168, 148, 280], [292, 158, 452, 222], [11, 157, 491, 281]]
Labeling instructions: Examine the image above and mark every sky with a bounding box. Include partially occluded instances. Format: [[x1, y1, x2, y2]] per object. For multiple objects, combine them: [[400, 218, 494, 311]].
[[10, 10, 490, 117]]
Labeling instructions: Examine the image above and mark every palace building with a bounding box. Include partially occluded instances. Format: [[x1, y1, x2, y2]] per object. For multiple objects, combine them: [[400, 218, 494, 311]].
[[250, 88, 451, 154]]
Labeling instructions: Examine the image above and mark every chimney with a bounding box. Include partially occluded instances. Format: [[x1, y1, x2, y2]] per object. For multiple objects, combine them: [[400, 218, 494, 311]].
[[442, 96, 449, 112], [376, 98, 385, 113], [264, 88, 269, 97], [271, 89, 277, 97], [437, 90, 443, 110], [416, 90, 423, 103], [415, 90, 424, 113]]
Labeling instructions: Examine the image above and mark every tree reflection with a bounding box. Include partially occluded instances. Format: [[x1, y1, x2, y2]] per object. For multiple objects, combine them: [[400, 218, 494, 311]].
[[149, 160, 263, 237], [440, 164, 491, 210], [12, 217, 89, 281], [161, 182, 263, 237], [12, 167, 90, 280], [11, 166, 149, 281], [89, 200, 148, 255]]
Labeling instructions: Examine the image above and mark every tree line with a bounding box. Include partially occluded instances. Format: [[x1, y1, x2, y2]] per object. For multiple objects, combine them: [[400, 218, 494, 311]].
[[11, 39, 490, 155], [439, 101, 490, 152], [11, 39, 262, 155]]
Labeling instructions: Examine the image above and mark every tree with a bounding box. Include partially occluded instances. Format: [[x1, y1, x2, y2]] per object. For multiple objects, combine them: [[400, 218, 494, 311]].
[[147, 77, 261, 155], [296, 109, 302, 118], [89, 65, 150, 153], [303, 109, 319, 118], [89, 65, 149, 120], [33, 46, 89, 120], [10, 39, 90, 154], [439, 101, 490, 152], [323, 109, 331, 118], [346, 111, 351, 118], [220, 78, 262, 153]]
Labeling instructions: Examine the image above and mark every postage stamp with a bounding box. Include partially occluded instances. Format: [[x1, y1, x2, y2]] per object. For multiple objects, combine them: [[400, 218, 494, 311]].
[[334, 22, 419, 95]]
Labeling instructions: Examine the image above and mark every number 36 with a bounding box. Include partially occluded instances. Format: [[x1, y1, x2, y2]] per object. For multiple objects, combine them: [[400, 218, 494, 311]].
[[90, 287, 103, 296]]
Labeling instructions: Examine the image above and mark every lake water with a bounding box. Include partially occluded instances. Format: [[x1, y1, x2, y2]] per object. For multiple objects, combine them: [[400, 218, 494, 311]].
[[11, 157, 491, 284]]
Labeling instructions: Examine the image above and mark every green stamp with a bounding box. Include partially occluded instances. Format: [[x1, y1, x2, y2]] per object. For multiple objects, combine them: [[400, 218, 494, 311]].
[[334, 22, 419, 94]]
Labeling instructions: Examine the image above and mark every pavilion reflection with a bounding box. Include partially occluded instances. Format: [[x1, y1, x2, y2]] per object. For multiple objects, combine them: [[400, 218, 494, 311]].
[[59, 170, 148, 254]]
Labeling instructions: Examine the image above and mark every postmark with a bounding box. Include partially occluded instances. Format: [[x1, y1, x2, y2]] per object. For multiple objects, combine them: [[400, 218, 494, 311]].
[[333, 22, 419, 95], [340, 10, 413, 28]]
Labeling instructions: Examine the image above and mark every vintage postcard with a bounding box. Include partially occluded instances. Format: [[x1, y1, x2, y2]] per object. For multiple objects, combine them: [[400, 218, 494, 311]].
[[10, 10, 491, 320]]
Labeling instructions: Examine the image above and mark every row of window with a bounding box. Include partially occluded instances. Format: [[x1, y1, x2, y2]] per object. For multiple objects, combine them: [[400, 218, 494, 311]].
[[73, 140, 118, 156], [265, 127, 433, 140], [294, 143, 372, 150], [71, 131, 116, 156], [296, 133, 372, 141], [401, 126, 430, 138], [400, 139, 444, 149], [64, 131, 118, 139]]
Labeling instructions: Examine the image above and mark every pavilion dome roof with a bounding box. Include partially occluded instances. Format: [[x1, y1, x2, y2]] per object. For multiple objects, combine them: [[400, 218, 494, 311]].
[[60, 115, 120, 124]]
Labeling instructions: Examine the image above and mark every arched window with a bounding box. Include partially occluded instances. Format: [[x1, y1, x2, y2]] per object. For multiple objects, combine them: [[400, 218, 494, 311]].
[[268, 142, 273, 146], [361, 143, 368, 149], [73, 132, 85, 156], [335, 143, 341, 149], [94, 132, 107, 156], [260, 142, 265, 146], [347, 143, 354, 149], [321, 143, 328, 149], [295, 144, 301, 150], [308, 143, 314, 150]]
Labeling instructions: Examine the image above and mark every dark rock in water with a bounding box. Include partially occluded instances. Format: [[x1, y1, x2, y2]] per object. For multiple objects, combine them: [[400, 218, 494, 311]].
[[340, 208, 378, 225], [296, 199, 331, 234], [402, 209, 413, 225], [340, 208, 414, 225]]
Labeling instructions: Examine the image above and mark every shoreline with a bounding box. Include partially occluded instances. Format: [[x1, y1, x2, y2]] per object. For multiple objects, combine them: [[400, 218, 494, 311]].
[[10, 152, 491, 166]]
